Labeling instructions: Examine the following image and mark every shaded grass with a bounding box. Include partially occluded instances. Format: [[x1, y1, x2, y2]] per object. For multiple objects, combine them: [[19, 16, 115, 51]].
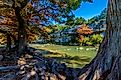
[[44, 54, 92, 68]]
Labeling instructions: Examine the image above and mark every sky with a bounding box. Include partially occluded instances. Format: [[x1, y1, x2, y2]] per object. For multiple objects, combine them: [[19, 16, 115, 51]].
[[73, 0, 108, 20]]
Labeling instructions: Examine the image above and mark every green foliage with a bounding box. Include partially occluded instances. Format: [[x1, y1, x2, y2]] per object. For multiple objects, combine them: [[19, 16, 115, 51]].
[[67, 0, 93, 10], [81, 37, 93, 46], [66, 17, 75, 26], [66, 17, 86, 25], [48, 0, 93, 24], [90, 34, 103, 44], [75, 17, 86, 25], [56, 24, 68, 31], [87, 16, 99, 25], [79, 34, 103, 46]]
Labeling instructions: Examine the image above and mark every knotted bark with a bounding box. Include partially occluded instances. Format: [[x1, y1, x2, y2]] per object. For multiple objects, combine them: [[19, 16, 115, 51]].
[[78, 0, 121, 80]]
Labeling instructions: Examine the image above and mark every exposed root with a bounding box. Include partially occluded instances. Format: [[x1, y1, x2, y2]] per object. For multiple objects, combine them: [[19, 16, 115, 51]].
[[0, 47, 81, 80]]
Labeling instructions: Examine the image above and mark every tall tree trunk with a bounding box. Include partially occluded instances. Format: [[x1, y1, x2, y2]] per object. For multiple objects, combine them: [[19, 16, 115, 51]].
[[15, 8, 27, 56], [78, 0, 121, 80]]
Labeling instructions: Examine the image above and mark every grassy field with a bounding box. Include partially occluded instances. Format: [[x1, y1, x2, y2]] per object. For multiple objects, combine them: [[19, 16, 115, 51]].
[[30, 44, 98, 68]]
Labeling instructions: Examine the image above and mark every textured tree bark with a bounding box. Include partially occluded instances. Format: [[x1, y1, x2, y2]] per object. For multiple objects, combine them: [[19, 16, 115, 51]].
[[78, 0, 121, 80], [6, 33, 11, 51]]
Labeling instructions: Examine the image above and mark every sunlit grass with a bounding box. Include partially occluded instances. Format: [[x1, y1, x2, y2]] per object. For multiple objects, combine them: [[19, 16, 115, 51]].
[[30, 44, 97, 68]]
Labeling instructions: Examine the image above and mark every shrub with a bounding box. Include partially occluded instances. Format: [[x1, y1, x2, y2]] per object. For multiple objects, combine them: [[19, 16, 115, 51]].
[[90, 34, 103, 44], [79, 34, 103, 46]]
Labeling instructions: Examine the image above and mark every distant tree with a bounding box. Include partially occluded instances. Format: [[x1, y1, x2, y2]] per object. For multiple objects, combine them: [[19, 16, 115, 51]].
[[75, 17, 86, 25], [87, 16, 99, 24], [99, 8, 107, 19], [65, 16, 75, 26], [66, 17, 86, 25], [87, 8, 107, 25], [56, 24, 69, 31]]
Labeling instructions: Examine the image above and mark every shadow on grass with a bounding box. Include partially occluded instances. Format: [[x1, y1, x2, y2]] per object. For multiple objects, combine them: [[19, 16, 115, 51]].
[[29, 47, 92, 68], [43, 51, 91, 68], [48, 56, 91, 62]]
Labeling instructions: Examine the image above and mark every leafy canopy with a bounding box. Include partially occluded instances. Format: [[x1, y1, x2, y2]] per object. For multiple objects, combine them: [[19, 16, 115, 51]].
[[0, 0, 92, 43]]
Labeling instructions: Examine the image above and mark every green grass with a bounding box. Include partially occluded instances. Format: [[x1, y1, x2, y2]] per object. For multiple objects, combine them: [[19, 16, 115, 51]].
[[30, 44, 97, 68]]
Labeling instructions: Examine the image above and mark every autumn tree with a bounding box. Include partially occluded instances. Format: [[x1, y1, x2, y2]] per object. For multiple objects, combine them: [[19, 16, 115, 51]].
[[0, 0, 92, 56]]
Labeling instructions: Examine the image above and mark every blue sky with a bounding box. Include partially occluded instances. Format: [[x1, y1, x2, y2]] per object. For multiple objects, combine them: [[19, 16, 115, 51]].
[[73, 0, 108, 20]]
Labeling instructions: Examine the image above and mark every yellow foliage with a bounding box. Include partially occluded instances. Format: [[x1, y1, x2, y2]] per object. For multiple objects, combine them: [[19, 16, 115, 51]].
[[0, 33, 6, 44]]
